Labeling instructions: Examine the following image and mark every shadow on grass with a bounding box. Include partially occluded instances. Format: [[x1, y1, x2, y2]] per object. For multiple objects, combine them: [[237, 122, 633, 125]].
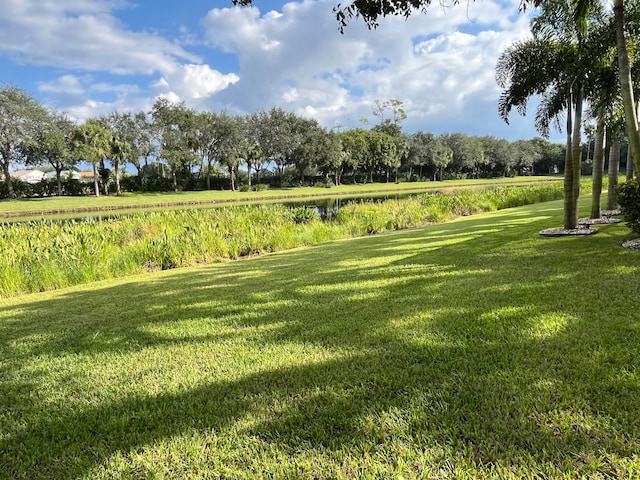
[[1, 200, 640, 477]]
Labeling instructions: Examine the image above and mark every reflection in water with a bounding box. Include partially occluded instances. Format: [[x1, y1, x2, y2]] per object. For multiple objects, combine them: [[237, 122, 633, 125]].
[[1, 192, 424, 225], [285, 193, 420, 221]]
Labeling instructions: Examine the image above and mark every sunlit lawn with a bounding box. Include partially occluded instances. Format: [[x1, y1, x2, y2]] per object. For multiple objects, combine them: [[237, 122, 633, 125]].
[[1, 196, 639, 478], [0, 176, 560, 216]]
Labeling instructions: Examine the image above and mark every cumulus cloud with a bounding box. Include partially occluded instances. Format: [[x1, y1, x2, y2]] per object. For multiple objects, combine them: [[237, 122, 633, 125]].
[[202, 0, 534, 137], [0, 0, 199, 74], [0, 0, 239, 120], [154, 64, 240, 100], [2, 0, 540, 139], [38, 75, 88, 95]]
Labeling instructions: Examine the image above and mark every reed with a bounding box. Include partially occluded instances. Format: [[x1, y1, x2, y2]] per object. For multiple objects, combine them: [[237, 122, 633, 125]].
[[0, 182, 594, 296]]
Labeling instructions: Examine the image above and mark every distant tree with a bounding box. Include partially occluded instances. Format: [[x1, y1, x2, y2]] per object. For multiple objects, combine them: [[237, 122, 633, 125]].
[[361, 129, 397, 182], [24, 110, 76, 196], [104, 112, 141, 196], [441, 132, 483, 177], [311, 130, 343, 185], [130, 111, 156, 190], [479, 136, 514, 177], [250, 107, 303, 184], [151, 98, 198, 192], [245, 113, 270, 184], [338, 129, 369, 182], [408, 132, 452, 181], [72, 119, 112, 197], [429, 137, 453, 181], [370, 99, 407, 135], [510, 139, 542, 175], [406, 132, 430, 179], [527, 137, 564, 174], [193, 111, 221, 190], [109, 129, 132, 196], [289, 120, 332, 184], [0, 85, 49, 198], [216, 114, 246, 191]]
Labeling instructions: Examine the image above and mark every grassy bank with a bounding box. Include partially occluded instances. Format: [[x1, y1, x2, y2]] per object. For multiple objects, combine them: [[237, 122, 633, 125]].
[[1, 196, 639, 479], [0, 182, 576, 296], [0, 177, 560, 217]]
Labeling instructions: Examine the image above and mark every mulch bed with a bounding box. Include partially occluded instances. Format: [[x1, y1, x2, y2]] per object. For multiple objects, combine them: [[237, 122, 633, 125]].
[[622, 238, 640, 250], [539, 226, 598, 237], [578, 217, 622, 225]]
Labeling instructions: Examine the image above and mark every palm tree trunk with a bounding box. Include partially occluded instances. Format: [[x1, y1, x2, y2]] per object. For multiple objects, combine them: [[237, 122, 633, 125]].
[[56, 168, 63, 197], [627, 150, 635, 181], [2, 161, 14, 199], [590, 119, 606, 219], [115, 163, 121, 196], [564, 87, 576, 229], [569, 85, 584, 228], [92, 162, 100, 197], [608, 139, 621, 210], [614, 0, 640, 173], [228, 165, 235, 191]]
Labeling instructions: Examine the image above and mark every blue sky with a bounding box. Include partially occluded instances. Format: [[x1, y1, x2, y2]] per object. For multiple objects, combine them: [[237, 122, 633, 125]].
[[0, 0, 560, 142]]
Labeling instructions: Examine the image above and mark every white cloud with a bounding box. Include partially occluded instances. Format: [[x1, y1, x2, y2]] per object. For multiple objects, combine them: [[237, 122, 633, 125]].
[[3, 0, 542, 139], [0, 0, 198, 75], [157, 64, 240, 99], [201, 0, 534, 137], [91, 83, 141, 96], [2, 0, 240, 121], [38, 75, 88, 95]]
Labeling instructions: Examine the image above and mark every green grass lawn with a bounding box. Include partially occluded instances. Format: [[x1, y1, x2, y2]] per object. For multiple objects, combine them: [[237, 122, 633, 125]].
[[1, 196, 639, 479], [0, 177, 560, 217]]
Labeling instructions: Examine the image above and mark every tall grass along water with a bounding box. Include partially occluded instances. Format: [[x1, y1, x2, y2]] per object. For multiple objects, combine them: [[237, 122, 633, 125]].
[[0, 182, 583, 296]]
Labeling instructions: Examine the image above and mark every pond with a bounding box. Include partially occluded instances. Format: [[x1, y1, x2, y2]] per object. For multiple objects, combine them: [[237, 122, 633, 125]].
[[0, 191, 425, 225]]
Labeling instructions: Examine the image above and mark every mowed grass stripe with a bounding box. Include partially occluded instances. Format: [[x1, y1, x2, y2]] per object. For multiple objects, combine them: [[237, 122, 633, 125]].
[[1, 197, 639, 479]]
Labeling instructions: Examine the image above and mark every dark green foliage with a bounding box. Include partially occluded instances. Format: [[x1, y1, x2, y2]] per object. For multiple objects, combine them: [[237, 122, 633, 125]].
[[288, 206, 319, 224], [616, 180, 640, 233]]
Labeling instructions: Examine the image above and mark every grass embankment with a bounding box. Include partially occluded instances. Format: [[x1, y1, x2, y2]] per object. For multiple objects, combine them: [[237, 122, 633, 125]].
[[1, 182, 575, 296], [0, 177, 560, 217], [1, 196, 639, 479]]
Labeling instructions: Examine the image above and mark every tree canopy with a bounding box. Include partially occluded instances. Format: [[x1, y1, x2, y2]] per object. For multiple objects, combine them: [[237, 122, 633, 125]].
[[231, 0, 555, 31]]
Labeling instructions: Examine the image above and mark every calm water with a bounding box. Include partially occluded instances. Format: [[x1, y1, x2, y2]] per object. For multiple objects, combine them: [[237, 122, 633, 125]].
[[0, 192, 424, 225]]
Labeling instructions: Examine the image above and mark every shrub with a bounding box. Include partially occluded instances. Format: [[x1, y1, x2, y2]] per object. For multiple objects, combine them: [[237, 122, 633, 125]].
[[616, 180, 640, 234], [313, 179, 333, 188], [288, 206, 319, 224]]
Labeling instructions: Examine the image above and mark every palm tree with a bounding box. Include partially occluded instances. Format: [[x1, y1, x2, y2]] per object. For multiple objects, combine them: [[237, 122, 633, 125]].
[[589, 118, 606, 219], [497, 36, 585, 229], [109, 131, 131, 196], [613, 0, 640, 175], [73, 119, 111, 197]]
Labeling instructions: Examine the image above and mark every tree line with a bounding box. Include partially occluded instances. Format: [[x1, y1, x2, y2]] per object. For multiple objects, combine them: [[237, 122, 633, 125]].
[[1, 87, 579, 199]]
